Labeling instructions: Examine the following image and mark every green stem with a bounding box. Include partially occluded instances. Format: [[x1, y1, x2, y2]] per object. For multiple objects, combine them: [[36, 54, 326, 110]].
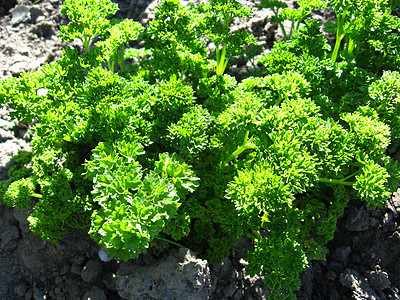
[[224, 130, 256, 165], [107, 60, 115, 73], [345, 37, 356, 57], [118, 44, 126, 74], [342, 170, 360, 182], [289, 20, 295, 38], [280, 22, 288, 40], [247, 229, 262, 242], [81, 35, 91, 53], [273, 8, 288, 40], [30, 193, 42, 199], [154, 236, 199, 255], [331, 8, 349, 63], [318, 177, 354, 186], [319, 169, 361, 186], [216, 44, 229, 75]]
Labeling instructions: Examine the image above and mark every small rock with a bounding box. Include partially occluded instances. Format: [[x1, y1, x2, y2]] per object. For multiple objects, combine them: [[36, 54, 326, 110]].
[[55, 276, 63, 285], [0, 224, 20, 251], [339, 269, 379, 299], [74, 255, 86, 265], [11, 5, 30, 25], [391, 231, 400, 240], [60, 265, 70, 275], [329, 289, 342, 300], [81, 259, 103, 284], [82, 286, 107, 300], [33, 287, 45, 300], [366, 269, 391, 291], [328, 261, 344, 274], [25, 288, 33, 300], [13, 207, 31, 233], [0, 128, 15, 141], [29, 7, 45, 23], [298, 262, 321, 299], [71, 263, 82, 275], [116, 248, 212, 300], [325, 270, 337, 281], [14, 284, 27, 297], [331, 246, 352, 264], [343, 207, 370, 232], [98, 248, 112, 262], [9, 61, 30, 77], [224, 282, 236, 298], [251, 17, 266, 29], [31, 21, 55, 38], [384, 212, 393, 224], [213, 257, 234, 279]]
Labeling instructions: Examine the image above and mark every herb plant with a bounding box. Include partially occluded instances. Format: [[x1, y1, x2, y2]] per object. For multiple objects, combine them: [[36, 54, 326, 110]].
[[0, 0, 399, 298]]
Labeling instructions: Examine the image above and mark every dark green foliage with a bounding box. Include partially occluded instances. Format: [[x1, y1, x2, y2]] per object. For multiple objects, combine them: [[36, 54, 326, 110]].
[[1, 0, 399, 298]]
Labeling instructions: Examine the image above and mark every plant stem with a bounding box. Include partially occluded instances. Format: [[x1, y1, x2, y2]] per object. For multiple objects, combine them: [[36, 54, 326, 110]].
[[154, 236, 199, 254], [216, 44, 229, 75], [318, 177, 353, 186], [331, 7, 349, 63], [224, 130, 256, 165], [118, 44, 126, 74], [30, 193, 43, 199]]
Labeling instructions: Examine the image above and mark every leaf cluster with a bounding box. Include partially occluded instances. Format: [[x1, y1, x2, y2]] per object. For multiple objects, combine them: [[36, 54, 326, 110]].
[[1, 0, 400, 298]]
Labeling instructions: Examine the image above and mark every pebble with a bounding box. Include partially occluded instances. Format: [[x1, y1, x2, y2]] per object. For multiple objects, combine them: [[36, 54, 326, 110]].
[[325, 270, 337, 281], [0, 128, 15, 141], [24, 288, 33, 300], [14, 284, 27, 297], [33, 287, 45, 300], [81, 259, 103, 284], [29, 7, 45, 23], [11, 5, 30, 26], [343, 207, 370, 232], [366, 269, 391, 291], [82, 286, 107, 300], [71, 262, 82, 275], [331, 246, 352, 264], [391, 231, 400, 240]]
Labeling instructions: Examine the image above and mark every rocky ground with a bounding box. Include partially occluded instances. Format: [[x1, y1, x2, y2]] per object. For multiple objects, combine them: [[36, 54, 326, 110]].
[[1, 0, 400, 299]]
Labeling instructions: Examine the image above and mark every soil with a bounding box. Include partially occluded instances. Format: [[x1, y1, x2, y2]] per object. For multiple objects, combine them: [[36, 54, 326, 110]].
[[1, 0, 400, 299]]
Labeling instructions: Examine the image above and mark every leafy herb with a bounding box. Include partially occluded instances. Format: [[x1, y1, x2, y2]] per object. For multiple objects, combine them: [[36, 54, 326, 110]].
[[1, 0, 399, 298]]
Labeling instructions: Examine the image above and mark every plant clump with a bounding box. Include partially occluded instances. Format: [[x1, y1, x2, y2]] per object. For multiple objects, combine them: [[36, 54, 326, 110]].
[[0, 0, 399, 298]]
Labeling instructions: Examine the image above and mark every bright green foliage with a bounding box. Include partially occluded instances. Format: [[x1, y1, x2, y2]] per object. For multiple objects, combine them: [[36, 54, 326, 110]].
[[341, 107, 391, 160], [222, 92, 395, 294], [143, 0, 254, 80], [143, 0, 212, 81], [167, 105, 213, 162], [354, 158, 392, 208], [86, 141, 199, 260], [0, 151, 34, 207], [246, 232, 307, 299], [59, 0, 119, 52], [241, 71, 311, 106], [259, 0, 327, 39], [197, 0, 255, 74], [368, 71, 400, 149], [96, 19, 144, 73], [3, 177, 36, 209], [1, 0, 400, 298], [328, 0, 400, 70]]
